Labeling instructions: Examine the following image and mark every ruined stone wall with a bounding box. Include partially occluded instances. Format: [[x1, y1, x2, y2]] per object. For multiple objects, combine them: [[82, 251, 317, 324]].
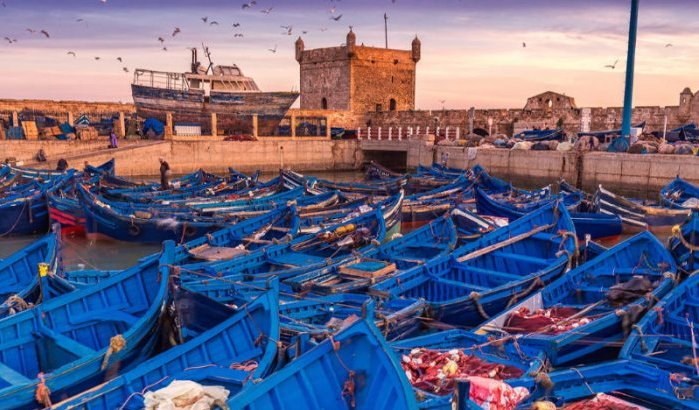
[[350, 47, 416, 114], [0, 99, 135, 116], [362, 104, 687, 137], [299, 47, 350, 111]]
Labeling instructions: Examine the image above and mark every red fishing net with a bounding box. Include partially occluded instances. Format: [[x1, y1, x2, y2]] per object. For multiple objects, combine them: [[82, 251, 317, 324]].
[[400, 348, 524, 396], [561, 393, 646, 409], [503, 307, 594, 335]]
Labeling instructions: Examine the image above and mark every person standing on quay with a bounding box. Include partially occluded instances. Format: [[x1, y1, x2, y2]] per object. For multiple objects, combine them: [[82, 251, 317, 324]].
[[159, 157, 170, 190]]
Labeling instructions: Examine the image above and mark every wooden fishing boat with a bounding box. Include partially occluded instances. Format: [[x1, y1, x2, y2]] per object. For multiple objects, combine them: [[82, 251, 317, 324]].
[[0, 177, 59, 236], [476, 186, 622, 240], [0, 241, 172, 408], [281, 168, 407, 196], [180, 192, 402, 282], [476, 231, 676, 366], [51, 284, 279, 410], [227, 316, 418, 410], [402, 176, 473, 229], [285, 215, 457, 295], [595, 185, 689, 233], [513, 128, 565, 142], [0, 227, 73, 318], [451, 205, 506, 244], [391, 329, 546, 409], [660, 176, 699, 209], [456, 360, 696, 409], [278, 294, 426, 343], [620, 272, 699, 378], [79, 184, 304, 243], [669, 209, 699, 274], [370, 201, 577, 327], [366, 160, 403, 180]]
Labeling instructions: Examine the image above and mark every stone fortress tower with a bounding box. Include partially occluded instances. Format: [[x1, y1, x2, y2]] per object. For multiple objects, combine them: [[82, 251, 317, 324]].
[[295, 29, 420, 116]]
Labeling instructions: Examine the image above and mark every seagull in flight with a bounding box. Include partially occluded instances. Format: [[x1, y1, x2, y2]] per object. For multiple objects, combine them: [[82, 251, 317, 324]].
[[157, 36, 165, 43], [268, 44, 277, 53], [201, 16, 208, 23], [330, 14, 343, 21], [209, 21, 219, 26], [241, 1, 257, 9], [604, 59, 619, 69], [232, 22, 240, 27], [122, 67, 129, 72], [94, 56, 101, 60], [26, 28, 36, 34], [3, 36, 17, 43], [261, 7, 273, 14], [116, 56, 123, 62], [40, 30, 50, 38], [665, 43, 673, 47], [172, 27, 181, 37], [67, 51, 76, 57], [522, 42, 526, 48], [234, 33, 244, 38]]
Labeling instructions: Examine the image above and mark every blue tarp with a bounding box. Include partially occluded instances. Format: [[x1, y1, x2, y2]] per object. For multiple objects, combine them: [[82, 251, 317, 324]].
[[6, 127, 24, 140], [59, 122, 75, 134], [607, 137, 630, 153], [143, 118, 165, 136]]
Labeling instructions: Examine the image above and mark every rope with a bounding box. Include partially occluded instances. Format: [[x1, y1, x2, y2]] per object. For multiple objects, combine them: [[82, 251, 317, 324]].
[[470, 291, 490, 319], [505, 277, 544, 309], [631, 324, 648, 353], [5, 294, 30, 315], [34, 372, 52, 407], [101, 334, 127, 370], [0, 197, 29, 237], [672, 224, 699, 252]]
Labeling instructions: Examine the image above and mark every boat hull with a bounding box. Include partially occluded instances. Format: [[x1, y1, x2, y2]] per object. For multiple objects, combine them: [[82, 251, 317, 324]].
[[131, 84, 298, 135]]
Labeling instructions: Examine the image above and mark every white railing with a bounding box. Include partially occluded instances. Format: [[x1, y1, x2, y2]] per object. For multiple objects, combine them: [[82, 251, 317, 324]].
[[357, 126, 463, 141]]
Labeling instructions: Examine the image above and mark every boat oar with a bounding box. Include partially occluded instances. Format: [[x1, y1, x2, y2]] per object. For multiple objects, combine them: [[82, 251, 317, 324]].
[[456, 223, 555, 263]]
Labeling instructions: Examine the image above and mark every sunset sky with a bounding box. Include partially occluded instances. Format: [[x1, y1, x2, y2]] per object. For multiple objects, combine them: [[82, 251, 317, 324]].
[[1, 0, 697, 109]]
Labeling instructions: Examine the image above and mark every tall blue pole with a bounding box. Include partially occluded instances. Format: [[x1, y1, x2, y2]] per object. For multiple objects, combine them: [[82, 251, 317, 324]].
[[621, 0, 640, 141]]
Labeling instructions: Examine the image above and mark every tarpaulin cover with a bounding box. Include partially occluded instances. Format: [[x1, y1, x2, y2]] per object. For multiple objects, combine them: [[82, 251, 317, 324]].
[[143, 117, 165, 136], [607, 137, 630, 153], [59, 122, 75, 134]]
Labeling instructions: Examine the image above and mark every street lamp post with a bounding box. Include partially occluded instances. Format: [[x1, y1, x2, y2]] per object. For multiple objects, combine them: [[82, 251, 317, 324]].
[[621, 0, 640, 144]]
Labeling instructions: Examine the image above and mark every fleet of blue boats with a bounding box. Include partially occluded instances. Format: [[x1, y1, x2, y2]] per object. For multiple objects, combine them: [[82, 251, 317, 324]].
[[0, 159, 699, 409]]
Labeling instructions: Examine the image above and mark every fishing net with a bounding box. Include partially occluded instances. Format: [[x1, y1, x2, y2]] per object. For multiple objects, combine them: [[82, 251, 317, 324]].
[[560, 393, 646, 410], [400, 348, 523, 396], [606, 276, 656, 307], [503, 307, 592, 335]]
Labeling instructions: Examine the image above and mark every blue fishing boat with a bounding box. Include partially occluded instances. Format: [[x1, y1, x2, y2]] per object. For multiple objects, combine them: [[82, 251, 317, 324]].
[[282, 168, 407, 196], [284, 214, 457, 294], [620, 272, 699, 378], [370, 201, 577, 327], [181, 192, 401, 281], [595, 185, 689, 232], [79, 184, 303, 243], [669, 209, 699, 274], [0, 177, 58, 236], [0, 227, 72, 318], [227, 315, 418, 410], [451, 205, 505, 244], [475, 186, 622, 240], [476, 231, 676, 367], [514, 128, 565, 142], [0, 241, 172, 408], [456, 360, 696, 409], [391, 329, 546, 410], [661, 176, 699, 209], [51, 284, 279, 410]]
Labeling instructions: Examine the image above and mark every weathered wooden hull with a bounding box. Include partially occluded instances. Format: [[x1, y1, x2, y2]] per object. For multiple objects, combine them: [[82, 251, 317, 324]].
[[131, 84, 298, 134]]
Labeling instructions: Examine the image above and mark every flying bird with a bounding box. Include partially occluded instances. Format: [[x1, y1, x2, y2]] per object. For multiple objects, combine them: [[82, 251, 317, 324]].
[[209, 21, 219, 26], [665, 43, 673, 47], [26, 28, 36, 34], [522, 42, 526, 48], [157, 36, 165, 43], [268, 44, 277, 53], [116, 56, 123, 62], [330, 14, 343, 21], [40, 30, 49, 38], [172, 27, 181, 37], [604, 59, 619, 69], [234, 33, 244, 38], [94, 56, 101, 60], [241, 1, 257, 9], [67, 51, 76, 57], [122, 67, 129, 72], [162, 46, 168, 51], [232, 23, 240, 27], [319, 27, 328, 32], [3, 37, 17, 43], [281, 25, 293, 36], [201, 16, 208, 23], [261, 7, 273, 14]]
